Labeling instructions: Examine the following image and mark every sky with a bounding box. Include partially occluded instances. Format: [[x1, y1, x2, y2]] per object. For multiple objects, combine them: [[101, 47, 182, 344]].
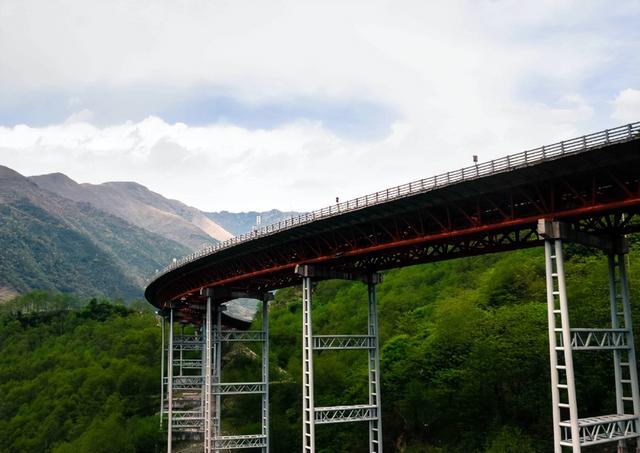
[[0, 0, 639, 212]]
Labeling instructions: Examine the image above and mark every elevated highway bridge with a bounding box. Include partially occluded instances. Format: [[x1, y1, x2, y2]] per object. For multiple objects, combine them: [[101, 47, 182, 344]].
[[147, 122, 640, 453]]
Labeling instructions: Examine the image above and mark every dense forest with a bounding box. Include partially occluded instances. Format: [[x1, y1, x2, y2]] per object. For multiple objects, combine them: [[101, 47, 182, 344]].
[[0, 293, 161, 452], [1, 240, 639, 452]]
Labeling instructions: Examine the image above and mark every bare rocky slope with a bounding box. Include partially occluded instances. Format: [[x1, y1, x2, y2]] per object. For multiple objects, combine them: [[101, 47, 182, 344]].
[[30, 173, 233, 251]]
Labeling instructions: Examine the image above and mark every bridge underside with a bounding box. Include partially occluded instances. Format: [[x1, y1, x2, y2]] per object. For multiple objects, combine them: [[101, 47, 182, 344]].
[[148, 138, 640, 309]]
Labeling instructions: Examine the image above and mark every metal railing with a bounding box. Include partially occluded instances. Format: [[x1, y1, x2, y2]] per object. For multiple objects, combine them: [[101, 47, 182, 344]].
[[153, 121, 640, 280]]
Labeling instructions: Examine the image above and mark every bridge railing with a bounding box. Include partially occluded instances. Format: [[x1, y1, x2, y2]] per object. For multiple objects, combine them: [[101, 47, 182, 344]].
[[155, 121, 640, 278]]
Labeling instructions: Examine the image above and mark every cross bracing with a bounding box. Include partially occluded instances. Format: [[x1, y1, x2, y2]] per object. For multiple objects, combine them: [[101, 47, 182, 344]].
[[566, 328, 630, 350], [217, 331, 265, 342], [212, 382, 266, 395], [559, 414, 640, 447], [212, 434, 268, 449], [312, 335, 375, 350], [314, 404, 378, 424]]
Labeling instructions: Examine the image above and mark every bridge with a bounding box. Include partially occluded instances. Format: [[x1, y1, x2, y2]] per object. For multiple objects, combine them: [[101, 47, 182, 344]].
[[146, 121, 640, 453]]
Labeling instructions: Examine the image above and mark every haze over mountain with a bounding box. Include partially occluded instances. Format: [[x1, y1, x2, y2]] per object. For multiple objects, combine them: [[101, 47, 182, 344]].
[[206, 209, 302, 237], [30, 173, 234, 251]]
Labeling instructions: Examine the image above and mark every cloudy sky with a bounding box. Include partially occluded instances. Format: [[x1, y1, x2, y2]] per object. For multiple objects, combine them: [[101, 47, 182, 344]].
[[1, 0, 639, 212]]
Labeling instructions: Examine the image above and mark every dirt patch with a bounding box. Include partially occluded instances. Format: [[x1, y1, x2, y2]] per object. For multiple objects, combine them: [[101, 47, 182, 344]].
[[0, 287, 18, 303]]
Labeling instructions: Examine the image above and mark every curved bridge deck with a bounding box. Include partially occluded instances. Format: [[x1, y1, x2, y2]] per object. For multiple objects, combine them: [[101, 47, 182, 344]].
[[146, 122, 640, 311]]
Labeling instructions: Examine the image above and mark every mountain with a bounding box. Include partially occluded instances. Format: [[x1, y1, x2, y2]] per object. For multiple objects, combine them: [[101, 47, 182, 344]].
[[30, 173, 233, 251], [0, 165, 190, 300], [206, 209, 302, 236], [1, 164, 297, 302]]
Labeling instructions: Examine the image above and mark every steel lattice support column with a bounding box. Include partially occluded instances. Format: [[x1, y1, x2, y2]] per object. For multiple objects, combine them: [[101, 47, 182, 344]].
[[301, 276, 315, 453], [262, 299, 270, 453], [202, 289, 270, 452], [160, 315, 166, 428], [297, 265, 384, 453], [544, 238, 581, 452], [204, 295, 213, 453], [367, 278, 383, 452], [167, 308, 174, 453], [204, 297, 222, 453], [539, 220, 640, 452], [609, 252, 640, 453], [213, 304, 222, 445]]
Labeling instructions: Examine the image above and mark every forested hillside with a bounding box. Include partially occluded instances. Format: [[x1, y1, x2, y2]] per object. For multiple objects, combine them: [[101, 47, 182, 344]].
[[2, 242, 639, 452], [0, 293, 161, 453], [0, 165, 190, 300]]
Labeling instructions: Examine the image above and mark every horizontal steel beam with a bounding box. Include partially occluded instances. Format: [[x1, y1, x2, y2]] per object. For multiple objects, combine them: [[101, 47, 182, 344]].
[[560, 414, 640, 447], [314, 404, 377, 424], [295, 265, 381, 284], [312, 335, 376, 350], [212, 434, 268, 449], [537, 219, 628, 253], [566, 328, 630, 350], [213, 382, 266, 395], [217, 331, 266, 342]]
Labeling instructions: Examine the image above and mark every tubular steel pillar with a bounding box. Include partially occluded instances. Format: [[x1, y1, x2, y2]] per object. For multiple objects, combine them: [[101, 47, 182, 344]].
[[302, 276, 316, 453], [367, 279, 383, 453], [167, 308, 174, 453]]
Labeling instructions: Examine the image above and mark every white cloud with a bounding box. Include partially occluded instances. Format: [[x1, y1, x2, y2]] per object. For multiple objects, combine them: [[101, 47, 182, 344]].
[[612, 89, 640, 124], [0, 1, 638, 211], [0, 117, 412, 211]]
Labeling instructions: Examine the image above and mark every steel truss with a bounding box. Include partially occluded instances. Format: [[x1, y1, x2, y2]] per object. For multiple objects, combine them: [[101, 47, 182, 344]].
[[315, 405, 377, 424], [313, 335, 376, 350], [298, 265, 383, 453], [162, 309, 207, 452], [202, 292, 270, 453], [161, 296, 270, 453], [540, 220, 640, 452], [213, 434, 268, 449]]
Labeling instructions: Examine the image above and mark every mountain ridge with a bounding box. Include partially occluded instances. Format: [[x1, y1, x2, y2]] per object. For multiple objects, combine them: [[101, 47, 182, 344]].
[[30, 173, 234, 251], [0, 165, 190, 300]]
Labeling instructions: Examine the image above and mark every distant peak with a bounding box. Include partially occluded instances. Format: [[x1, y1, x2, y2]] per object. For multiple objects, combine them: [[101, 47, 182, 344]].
[[30, 172, 78, 186], [0, 165, 25, 179], [101, 181, 147, 190]]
